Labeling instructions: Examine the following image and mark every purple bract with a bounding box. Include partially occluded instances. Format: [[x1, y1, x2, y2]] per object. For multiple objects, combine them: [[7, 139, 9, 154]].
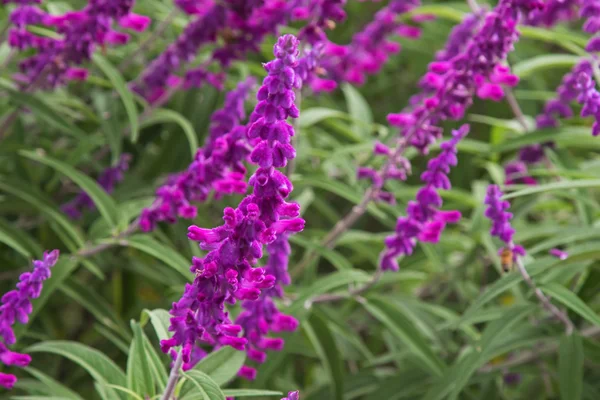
[[0, 250, 60, 389]]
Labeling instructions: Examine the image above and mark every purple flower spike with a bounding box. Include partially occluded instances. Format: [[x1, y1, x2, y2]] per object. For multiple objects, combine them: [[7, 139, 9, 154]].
[[0, 250, 60, 389], [162, 35, 306, 375], [62, 154, 132, 219], [484, 185, 526, 258], [380, 125, 469, 271], [8, 0, 150, 88], [389, 0, 538, 154], [248, 35, 300, 169], [318, 0, 421, 89]]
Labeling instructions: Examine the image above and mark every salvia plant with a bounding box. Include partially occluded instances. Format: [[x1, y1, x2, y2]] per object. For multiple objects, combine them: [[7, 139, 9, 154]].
[[0, 0, 600, 399]]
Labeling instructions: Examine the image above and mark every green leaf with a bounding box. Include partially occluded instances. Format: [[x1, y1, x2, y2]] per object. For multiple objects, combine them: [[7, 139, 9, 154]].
[[362, 296, 445, 377], [287, 270, 371, 314], [101, 384, 144, 400], [512, 54, 582, 78], [127, 321, 155, 397], [59, 279, 129, 339], [118, 235, 191, 279], [299, 107, 348, 128], [559, 334, 584, 400], [221, 390, 283, 397], [0, 178, 85, 248], [503, 179, 600, 200], [25, 368, 84, 400], [459, 257, 559, 324], [0, 80, 87, 138], [0, 225, 32, 257], [341, 83, 373, 139], [0, 217, 43, 256], [304, 312, 345, 400], [194, 346, 246, 386], [93, 94, 122, 164], [293, 176, 387, 220], [20, 150, 120, 229], [26, 341, 127, 400], [140, 108, 198, 159], [141, 308, 172, 342], [541, 283, 600, 326], [92, 54, 139, 142], [180, 370, 226, 400], [289, 235, 352, 270], [143, 336, 168, 389]]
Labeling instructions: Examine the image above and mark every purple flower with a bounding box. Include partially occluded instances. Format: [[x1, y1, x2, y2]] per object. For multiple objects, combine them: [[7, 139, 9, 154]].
[[526, 0, 580, 27], [380, 125, 469, 271], [389, 0, 538, 154], [139, 78, 255, 232], [318, 0, 421, 89], [161, 35, 305, 371], [137, 4, 227, 100], [574, 65, 600, 136], [435, 12, 483, 62], [0, 250, 60, 389], [8, 0, 150, 88], [504, 161, 537, 185], [294, 0, 347, 45], [247, 35, 301, 169], [234, 234, 298, 378], [484, 185, 526, 258], [550, 248, 568, 260], [136, 0, 293, 102], [282, 391, 300, 400], [62, 154, 132, 219]]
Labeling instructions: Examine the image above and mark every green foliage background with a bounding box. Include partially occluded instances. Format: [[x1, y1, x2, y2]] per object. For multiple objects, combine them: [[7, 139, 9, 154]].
[[0, 1, 599, 399]]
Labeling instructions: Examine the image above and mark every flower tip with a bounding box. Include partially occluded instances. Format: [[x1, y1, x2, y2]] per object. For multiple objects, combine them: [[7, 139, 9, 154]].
[[549, 248, 568, 260]]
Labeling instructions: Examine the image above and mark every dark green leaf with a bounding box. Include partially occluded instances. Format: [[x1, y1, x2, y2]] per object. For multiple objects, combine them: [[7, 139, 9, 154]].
[[92, 54, 139, 142], [559, 334, 584, 400], [20, 150, 120, 229]]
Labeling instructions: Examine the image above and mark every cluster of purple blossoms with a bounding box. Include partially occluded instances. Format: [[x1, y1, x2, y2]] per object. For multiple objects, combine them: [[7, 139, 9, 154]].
[[582, 0, 600, 52], [380, 125, 469, 271], [139, 78, 255, 232], [137, 0, 322, 102], [525, 0, 581, 27], [435, 12, 483, 63], [317, 0, 421, 89], [518, 58, 600, 169], [388, 0, 541, 154], [234, 234, 298, 379], [292, 0, 346, 45], [0, 250, 60, 389], [134, 3, 227, 101], [160, 35, 305, 373], [6, 0, 150, 88], [62, 154, 132, 219], [484, 185, 526, 259], [233, 43, 324, 380]]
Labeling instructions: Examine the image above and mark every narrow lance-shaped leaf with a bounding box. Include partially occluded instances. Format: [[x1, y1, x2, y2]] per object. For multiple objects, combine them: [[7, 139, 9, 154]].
[[20, 150, 121, 229]]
